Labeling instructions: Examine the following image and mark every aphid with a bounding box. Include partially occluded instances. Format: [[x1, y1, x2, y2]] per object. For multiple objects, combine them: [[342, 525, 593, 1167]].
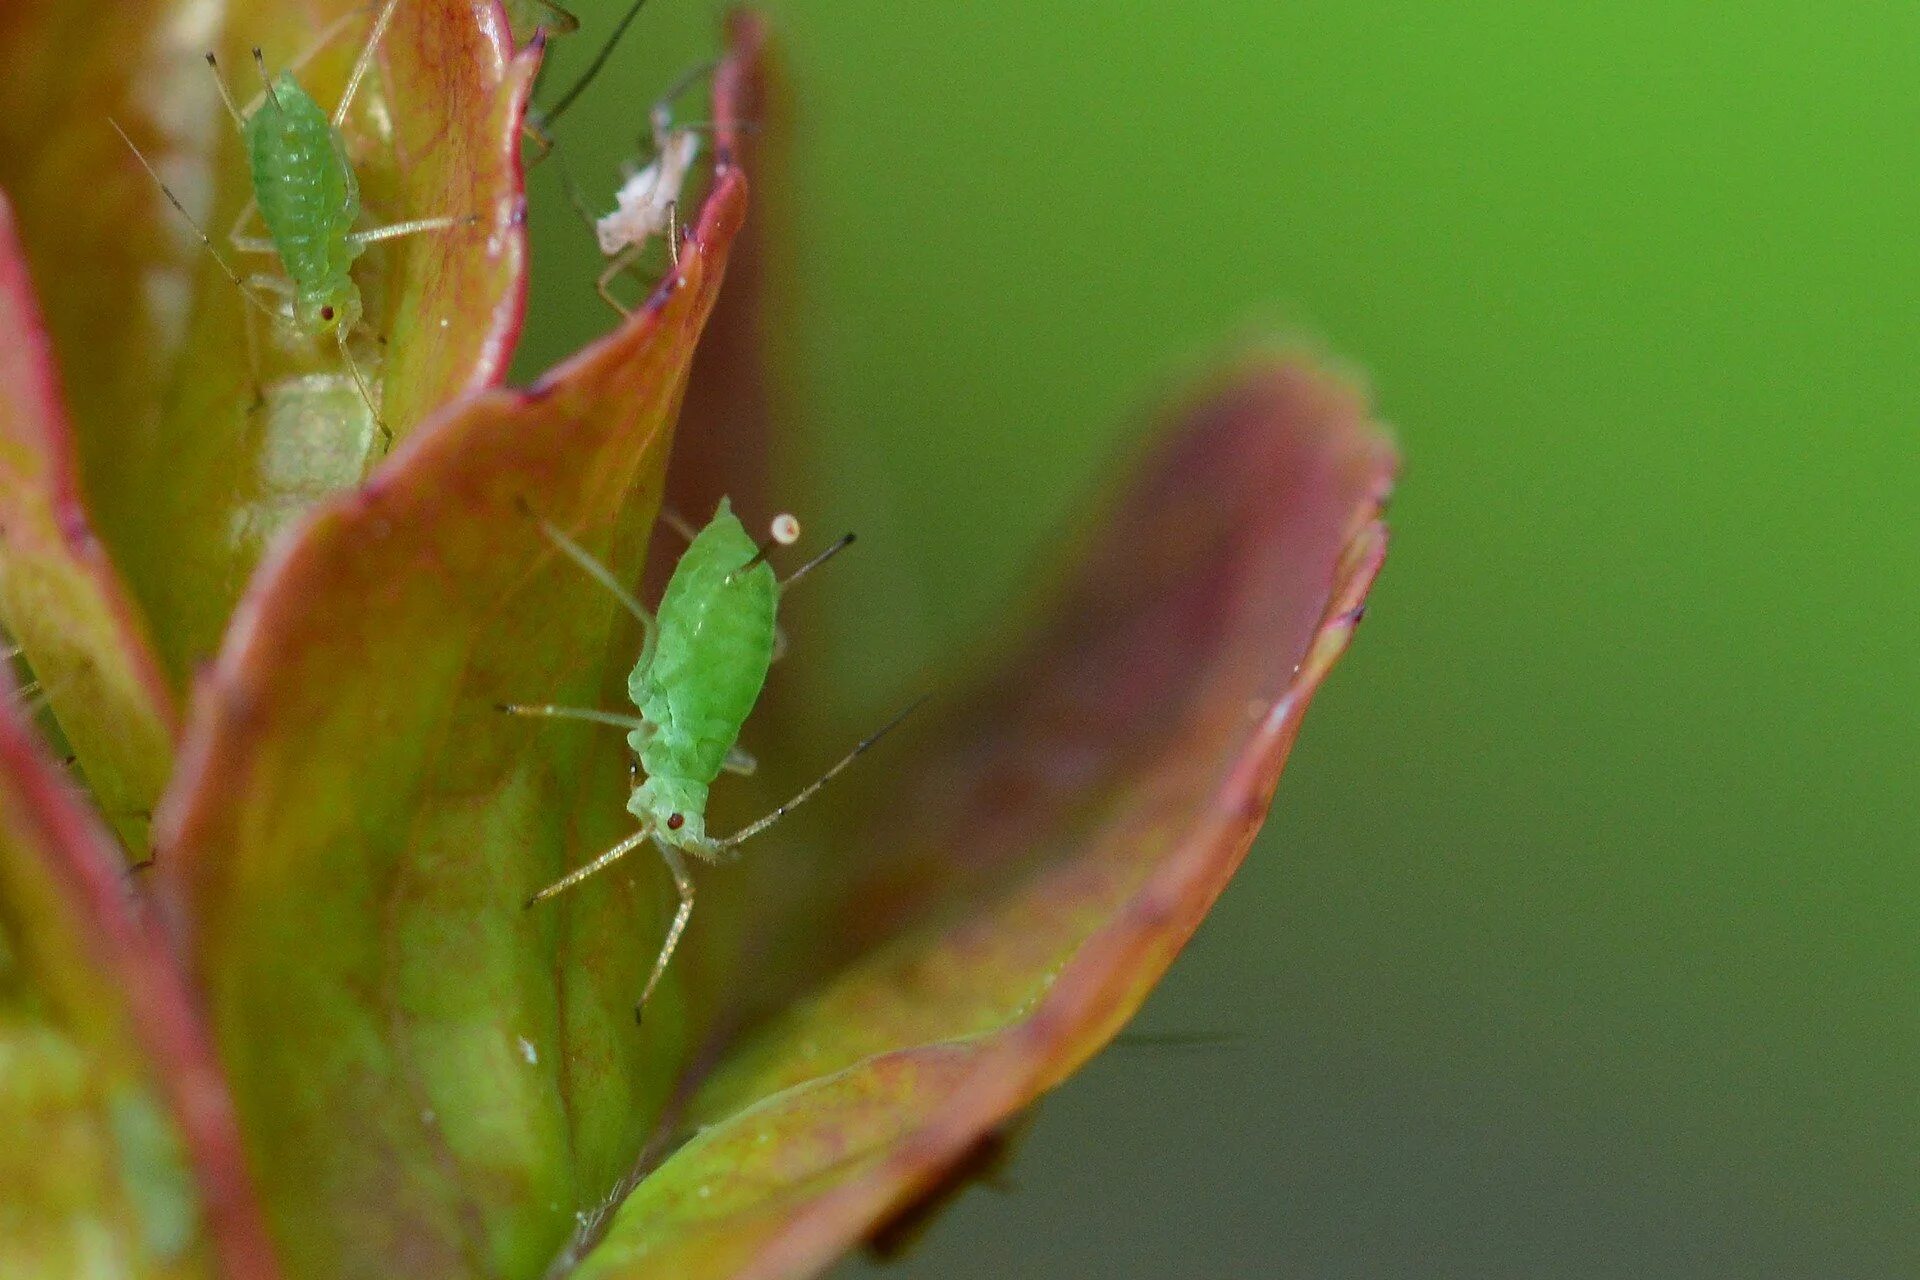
[[553, 62, 714, 314], [502, 500, 915, 1020], [113, 0, 474, 434], [587, 104, 701, 310]]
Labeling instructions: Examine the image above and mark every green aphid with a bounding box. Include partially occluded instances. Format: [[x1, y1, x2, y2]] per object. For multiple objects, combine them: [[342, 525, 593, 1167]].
[[112, 0, 474, 435], [504, 500, 916, 1020]]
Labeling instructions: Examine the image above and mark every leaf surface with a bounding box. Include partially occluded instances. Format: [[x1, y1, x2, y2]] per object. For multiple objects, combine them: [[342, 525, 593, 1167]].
[[571, 359, 1397, 1280], [153, 106, 751, 1280], [0, 680, 275, 1279]]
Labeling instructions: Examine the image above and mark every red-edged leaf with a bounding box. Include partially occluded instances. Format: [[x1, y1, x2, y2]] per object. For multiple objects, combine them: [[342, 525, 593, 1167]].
[[0, 681, 275, 1278], [0, 193, 177, 861], [565, 358, 1396, 1279], [150, 69, 752, 1279], [0, 0, 536, 687]]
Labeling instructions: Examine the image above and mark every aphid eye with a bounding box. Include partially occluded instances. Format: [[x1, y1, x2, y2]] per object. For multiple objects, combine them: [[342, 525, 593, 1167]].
[[666, 813, 685, 830], [320, 305, 335, 321]]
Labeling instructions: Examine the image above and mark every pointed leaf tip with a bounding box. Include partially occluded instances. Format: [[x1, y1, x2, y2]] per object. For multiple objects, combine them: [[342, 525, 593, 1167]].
[[152, 73, 751, 1280], [571, 355, 1397, 1280]]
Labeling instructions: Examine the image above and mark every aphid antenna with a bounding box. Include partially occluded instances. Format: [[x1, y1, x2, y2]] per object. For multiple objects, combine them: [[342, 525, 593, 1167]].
[[333, 0, 403, 129], [226, 9, 365, 121], [204, 53, 246, 128], [650, 58, 721, 123], [250, 48, 283, 109], [109, 119, 280, 324], [712, 695, 927, 855], [728, 513, 803, 582], [779, 532, 857, 592], [333, 330, 389, 446]]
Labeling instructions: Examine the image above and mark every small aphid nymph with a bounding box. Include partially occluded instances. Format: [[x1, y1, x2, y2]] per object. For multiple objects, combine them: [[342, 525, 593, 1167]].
[[595, 109, 701, 260], [114, 0, 474, 436], [503, 501, 911, 1021]]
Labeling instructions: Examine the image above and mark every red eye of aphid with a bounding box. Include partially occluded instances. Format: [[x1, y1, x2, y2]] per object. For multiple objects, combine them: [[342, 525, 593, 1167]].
[[320, 305, 335, 321], [666, 813, 684, 830]]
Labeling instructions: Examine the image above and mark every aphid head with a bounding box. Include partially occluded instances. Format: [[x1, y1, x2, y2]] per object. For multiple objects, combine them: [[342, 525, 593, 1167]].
[[630, 777, 708, 847], [296, 284, 361, 338]]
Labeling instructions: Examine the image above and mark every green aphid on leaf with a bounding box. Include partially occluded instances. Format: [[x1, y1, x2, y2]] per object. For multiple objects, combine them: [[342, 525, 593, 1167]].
[[111, 0, 475, 438], [504, 501, 918, 1021]]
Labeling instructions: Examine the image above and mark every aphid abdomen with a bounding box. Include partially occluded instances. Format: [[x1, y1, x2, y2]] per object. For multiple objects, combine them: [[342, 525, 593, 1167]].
[[246, 73, 363, 292], [633, 499, 778, 793]]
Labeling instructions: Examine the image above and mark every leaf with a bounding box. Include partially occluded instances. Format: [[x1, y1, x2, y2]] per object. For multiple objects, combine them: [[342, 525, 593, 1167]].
[[566, 358, 1398, 1280], [0, 0, 537, 687], [0, 681, 275, 1277], [150, 108, 752, 1280], [0, 192, 178, 862]]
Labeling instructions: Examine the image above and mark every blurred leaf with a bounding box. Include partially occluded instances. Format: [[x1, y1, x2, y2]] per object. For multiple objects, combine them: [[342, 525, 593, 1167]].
[[0, 679, 275, 1278], [151, 131, 750, 1280], [567, 359, 1396, 1279], [0, 0, 537, 686], [0, 193, 177, 861]]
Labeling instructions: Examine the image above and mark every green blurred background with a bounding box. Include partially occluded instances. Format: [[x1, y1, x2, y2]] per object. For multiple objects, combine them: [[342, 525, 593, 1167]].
[[518, 3, 1918, 1275]]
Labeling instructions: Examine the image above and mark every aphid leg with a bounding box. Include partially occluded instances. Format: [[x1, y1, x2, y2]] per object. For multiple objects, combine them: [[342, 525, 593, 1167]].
[[335, 328, 390, 447], [595, 243, 644, 316], [770, 624, 789, 663], [656, 507, 701, 543], [524, 824, 651, 907], [496, 703, 649, 734], [332, 0, 403, 128], [531, 0, 656, 143], [227, 198, 276, 256], [635, 839, 695, 1021], [346, 214, 481, 248], [712, 698, 926, 858], [109, 120, 279, 326], [236, 281, 267, 411], [666, 200, 680, 270], [723, 744, 758, 776], [555, 152, 601, 235], [528, 510, 659, 666], [244, 274, 295, 402]]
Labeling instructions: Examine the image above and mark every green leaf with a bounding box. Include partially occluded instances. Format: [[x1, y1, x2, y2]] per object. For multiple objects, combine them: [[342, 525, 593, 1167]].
[[568, 359, 1397, 1279], [151, 153, 751, 1279], [0, 682, 275, 1277]]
